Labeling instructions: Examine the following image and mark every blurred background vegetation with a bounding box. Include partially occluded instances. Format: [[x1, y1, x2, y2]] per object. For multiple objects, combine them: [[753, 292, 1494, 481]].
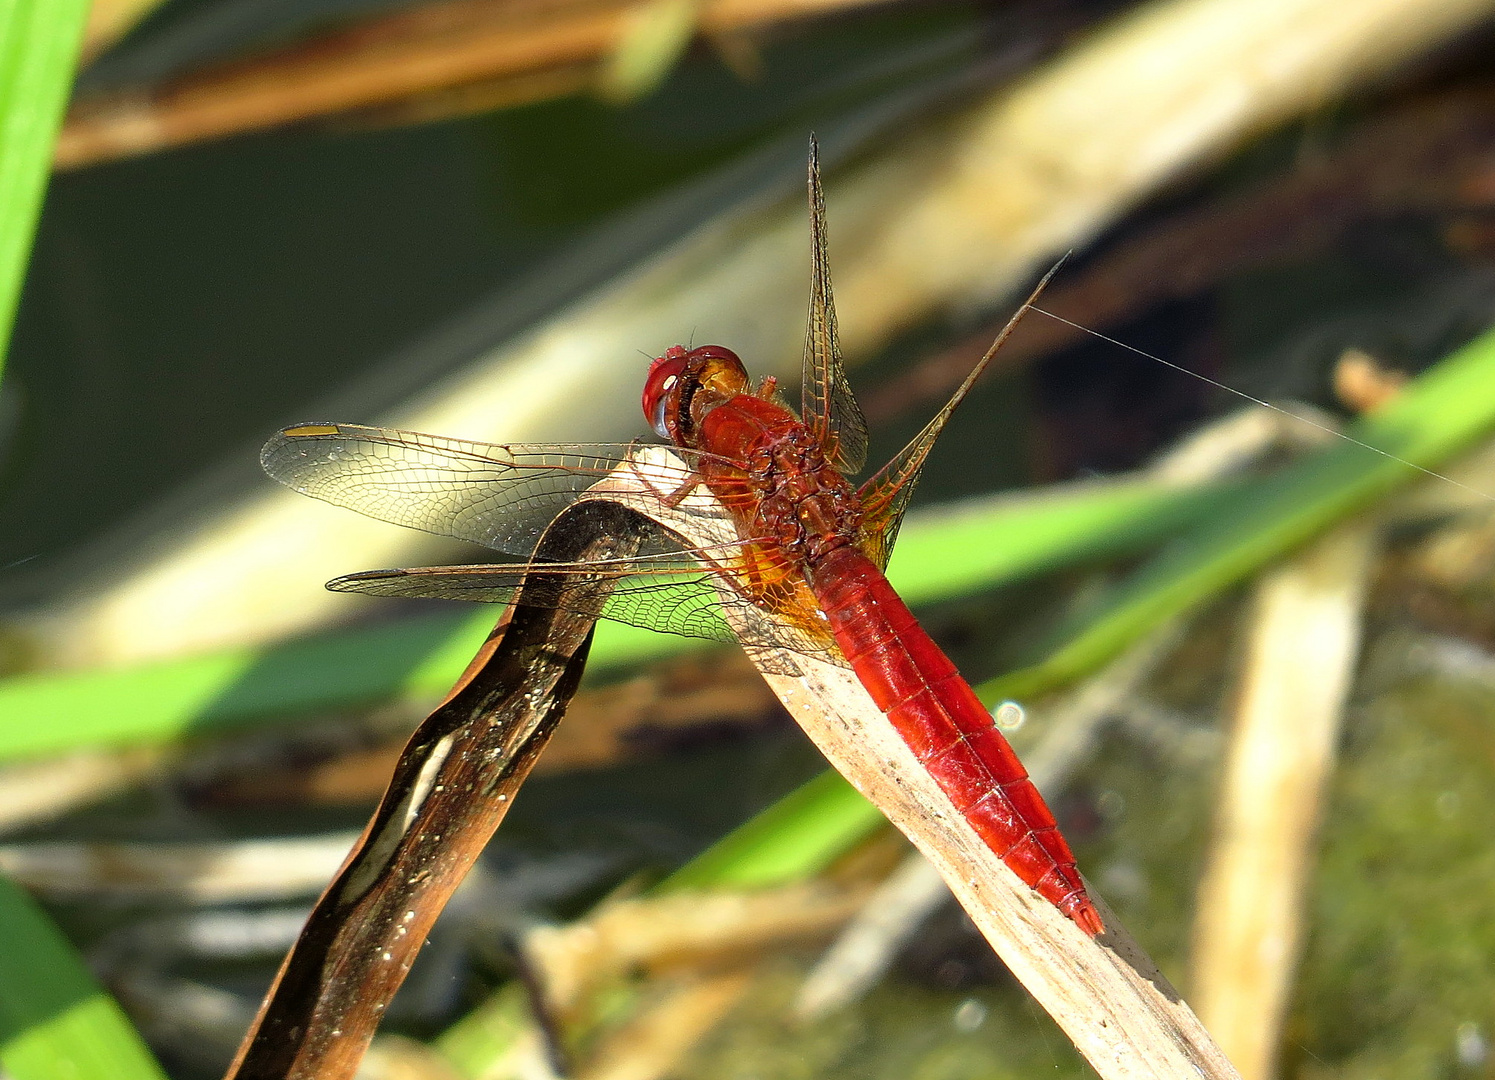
[[3, 0, 1495, 1077]]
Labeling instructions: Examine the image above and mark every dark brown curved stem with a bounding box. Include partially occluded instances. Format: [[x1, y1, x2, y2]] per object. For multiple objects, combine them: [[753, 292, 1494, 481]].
[[224, 499, 652, 1080]]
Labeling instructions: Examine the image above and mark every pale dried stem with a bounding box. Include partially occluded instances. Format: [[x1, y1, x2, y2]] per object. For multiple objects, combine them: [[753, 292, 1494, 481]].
[[523, 881, 873, 1014], [0, 831, 360, 902], [1188, 521, 1378, 1080], [793, 399, 1305, 1020], [755, 622, 1229, 1077], [792, 851, 945, 1019], [586, 448, 1240, 1080], [0, 748, 164, 833], [575, 970, 754, 1080], [794, 614, 1192, 1018], [502, 882, 866, 1079], [1142, 403, 1336, 485]]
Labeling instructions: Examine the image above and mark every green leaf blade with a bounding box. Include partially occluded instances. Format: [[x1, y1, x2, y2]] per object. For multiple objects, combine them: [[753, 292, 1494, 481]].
[[0, 0, 89, 377], [0, 876, 167, 1080]]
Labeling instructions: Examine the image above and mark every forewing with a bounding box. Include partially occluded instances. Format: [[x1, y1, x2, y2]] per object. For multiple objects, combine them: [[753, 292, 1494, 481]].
[[261, 423, 697, 557], [801, 137, 868, 477]]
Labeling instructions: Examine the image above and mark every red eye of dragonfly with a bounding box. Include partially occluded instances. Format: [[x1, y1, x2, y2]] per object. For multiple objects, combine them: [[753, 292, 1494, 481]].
[[643, 345, 750, 442], [642, 345, 690, 439]]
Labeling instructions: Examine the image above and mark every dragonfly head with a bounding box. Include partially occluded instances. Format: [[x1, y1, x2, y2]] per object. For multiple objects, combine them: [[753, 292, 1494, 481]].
[[643, 345, 749, 445]]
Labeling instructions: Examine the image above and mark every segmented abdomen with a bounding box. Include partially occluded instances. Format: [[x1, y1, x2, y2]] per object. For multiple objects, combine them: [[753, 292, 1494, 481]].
[[809, 543, 1102, 936]]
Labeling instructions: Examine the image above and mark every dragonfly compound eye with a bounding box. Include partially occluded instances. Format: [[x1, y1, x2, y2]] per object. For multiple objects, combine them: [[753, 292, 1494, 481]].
[[643, 348, 691, 440]]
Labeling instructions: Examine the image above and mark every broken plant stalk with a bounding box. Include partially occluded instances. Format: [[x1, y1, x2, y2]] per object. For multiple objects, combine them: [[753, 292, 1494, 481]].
[[224, 497, 655, 1079], [605, 447, 1240, 1080]]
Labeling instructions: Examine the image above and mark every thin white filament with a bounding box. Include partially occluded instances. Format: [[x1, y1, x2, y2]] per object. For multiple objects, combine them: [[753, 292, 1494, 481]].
[[1028, 305, 1495, 506]]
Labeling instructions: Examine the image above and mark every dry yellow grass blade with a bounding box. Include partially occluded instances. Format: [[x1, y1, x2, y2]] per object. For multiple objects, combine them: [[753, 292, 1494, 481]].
[[1188, 522, 1378, 1080], [524, 883, 871, 1015], [22, 0, 1494, 669]]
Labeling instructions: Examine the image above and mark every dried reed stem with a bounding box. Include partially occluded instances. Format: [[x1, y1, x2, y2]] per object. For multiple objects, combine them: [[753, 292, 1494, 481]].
[[596, 448, 1241, 1079], [1189, 522, 1377, 1080]]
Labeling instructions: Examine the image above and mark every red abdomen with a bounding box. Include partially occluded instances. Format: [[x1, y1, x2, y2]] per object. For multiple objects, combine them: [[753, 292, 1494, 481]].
[[809, 544, 1102, 936]]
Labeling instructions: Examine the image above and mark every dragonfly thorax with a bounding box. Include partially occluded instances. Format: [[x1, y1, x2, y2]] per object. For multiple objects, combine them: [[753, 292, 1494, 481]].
[[756, 464, 863, 565], [644, 344, 865, 567], [686, 390, 862, 567]]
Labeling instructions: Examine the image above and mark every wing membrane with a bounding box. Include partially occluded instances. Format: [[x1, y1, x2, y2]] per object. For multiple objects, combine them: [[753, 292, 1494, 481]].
[[857, 262, 1063, 567], [331, 559, 737, 643], [262, 423, 708, 557], [329, 548, 836, 656], [801, 136, 868, 477]]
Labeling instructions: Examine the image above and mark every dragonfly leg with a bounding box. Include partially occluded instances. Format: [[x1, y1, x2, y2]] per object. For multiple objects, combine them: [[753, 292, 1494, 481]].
[[622, 452, 703, 509], [661, 474, 703, 509]]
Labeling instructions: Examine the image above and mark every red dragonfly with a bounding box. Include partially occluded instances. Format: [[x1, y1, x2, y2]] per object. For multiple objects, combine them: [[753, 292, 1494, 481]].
[[263, 140, 1102, 936]]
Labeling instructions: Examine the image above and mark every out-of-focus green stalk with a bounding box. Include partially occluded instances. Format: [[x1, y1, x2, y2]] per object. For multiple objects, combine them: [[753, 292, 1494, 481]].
[[0, 875, 167, 1080], [0, 8, 165, 1076], [658, 769, 883, 892], [0, 0, 89, 378]]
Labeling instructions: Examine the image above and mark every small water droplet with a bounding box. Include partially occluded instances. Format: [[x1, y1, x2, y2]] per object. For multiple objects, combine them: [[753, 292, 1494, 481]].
[[993, 701, 1025, 730], [952, 998, 988, 1032], [1096, 789, 1126, 820], [1457, 1022, 1488, 1068], [1437, 790, 1461, 820], [1100, 860, 1148, 903]]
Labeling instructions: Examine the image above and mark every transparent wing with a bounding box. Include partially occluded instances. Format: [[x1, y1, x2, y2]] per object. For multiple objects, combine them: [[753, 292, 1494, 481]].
[[857, 263, 1063, 568], [262, 422, 706, 557], [801, 136, 868, 477], [328, 551, 837, 656], [330, 559, 734, 643]]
